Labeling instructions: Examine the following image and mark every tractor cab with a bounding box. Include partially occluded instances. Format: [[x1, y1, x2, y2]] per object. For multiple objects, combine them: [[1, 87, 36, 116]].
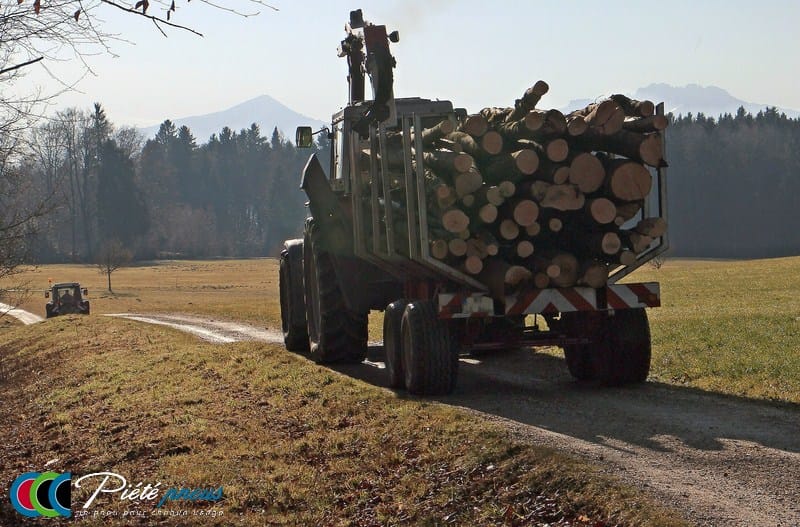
[[45, 282, 90, 318]]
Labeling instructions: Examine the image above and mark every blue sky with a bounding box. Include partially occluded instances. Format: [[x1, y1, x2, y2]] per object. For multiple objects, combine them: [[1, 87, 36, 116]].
[[17, 0, 800, 127]]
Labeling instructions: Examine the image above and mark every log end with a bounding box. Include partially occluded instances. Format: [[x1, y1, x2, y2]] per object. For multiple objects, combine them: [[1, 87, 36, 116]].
[[546, 138, 569, 163], [442, 209, 470, 234], [512, 200, 540, 227], [569, 152, 606, 194], [481, 131, 504, 155], [513, 149, 540, 175]]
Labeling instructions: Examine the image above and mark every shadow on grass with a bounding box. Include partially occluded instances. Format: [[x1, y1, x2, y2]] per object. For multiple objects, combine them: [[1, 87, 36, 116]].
[[330, 345, 800, 456]]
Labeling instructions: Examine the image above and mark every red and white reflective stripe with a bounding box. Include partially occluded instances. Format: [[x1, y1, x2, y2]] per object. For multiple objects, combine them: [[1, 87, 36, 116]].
[[506, 287, 596, 315], [438, 293, 494, 319], [505, 282, 660, 315], [606, 282, 661, 309]]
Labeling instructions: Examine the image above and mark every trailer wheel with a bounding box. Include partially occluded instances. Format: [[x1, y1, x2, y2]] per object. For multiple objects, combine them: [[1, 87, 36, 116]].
[[558, 312, 601, 381], [563, 344, 595, 381], [304, 221, 368, 364], [279, 247, 309, 352], [595, 308, 651, 385], [383, 300, 409, 388], [401, 301, 458, 395]]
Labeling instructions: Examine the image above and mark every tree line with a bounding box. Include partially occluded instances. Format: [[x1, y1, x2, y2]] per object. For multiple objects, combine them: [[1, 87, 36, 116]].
[[667, 107, 800, 258], [14, 103, 800, 264], [23, 104, 328, 263]]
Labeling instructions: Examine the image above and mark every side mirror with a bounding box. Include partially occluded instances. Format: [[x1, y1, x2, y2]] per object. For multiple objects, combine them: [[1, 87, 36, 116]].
[[45, 291, 49, 298], [296, 126, 313, 148], [83, 289, 88, 296]]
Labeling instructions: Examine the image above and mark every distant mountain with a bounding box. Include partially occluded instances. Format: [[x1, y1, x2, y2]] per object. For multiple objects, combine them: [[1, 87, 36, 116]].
[[139, 95, 327, 144], [561, 84, 800, 119]]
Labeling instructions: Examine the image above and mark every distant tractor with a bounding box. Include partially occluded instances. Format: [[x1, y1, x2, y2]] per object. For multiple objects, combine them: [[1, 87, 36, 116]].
[[45, 283, 90, 318]]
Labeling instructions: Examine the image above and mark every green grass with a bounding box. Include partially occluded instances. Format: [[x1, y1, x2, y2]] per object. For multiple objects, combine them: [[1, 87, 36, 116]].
[[629, 257, 800, 402], [0, 317, 683, 526]]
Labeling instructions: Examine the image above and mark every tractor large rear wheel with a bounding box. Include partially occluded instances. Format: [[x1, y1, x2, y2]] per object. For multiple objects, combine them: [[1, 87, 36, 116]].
[[303, 221, 367, 364], [401, 301, 458, 395], [279, 245, 309, 352]]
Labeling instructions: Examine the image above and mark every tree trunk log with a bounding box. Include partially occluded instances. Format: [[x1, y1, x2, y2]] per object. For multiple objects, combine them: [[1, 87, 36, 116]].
[[622, 114, 668, 133], [441, 209, 470, 234], [566, 114, 588, 136], [570, 100, 625, 135], [507, 198, 540, 227], [498, 219, 520, 240], [417, 119, 455, 146], [448, 237, 468, 257], [579, 260, 609, 288], [549, 252, 579, 288], [610, 94, 655, 117], [423, 150, 474, 174], [505, 80, 550, 122], [483, 149, 540, 183], [568, 152, 605, 193], [635, 217, 667, 237], [431, 239, 449, 260], [605, 160, 652, 202], [516, 240, 535, 259], [586, 198, 617, 225], [460, 114, 488, 137]]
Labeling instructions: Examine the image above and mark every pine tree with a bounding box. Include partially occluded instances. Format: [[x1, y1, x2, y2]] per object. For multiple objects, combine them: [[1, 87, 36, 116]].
[[97, 139, 149, 249]]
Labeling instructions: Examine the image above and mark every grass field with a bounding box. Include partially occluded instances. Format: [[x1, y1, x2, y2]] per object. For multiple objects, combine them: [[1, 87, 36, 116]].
[[3, 255, 798, 524], [4, 256, 799, 403], [631, 257, 800, 402], [0, 317, 682, 526]]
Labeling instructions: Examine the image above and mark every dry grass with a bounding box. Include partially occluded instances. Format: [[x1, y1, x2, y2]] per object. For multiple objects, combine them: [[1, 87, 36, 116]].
[[0, 317, 682, 526], [1, 255, 796, 524], [3, 259, 280, 327]]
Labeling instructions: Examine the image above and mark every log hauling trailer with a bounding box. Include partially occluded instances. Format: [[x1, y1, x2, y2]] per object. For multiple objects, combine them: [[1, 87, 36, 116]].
[[280, 9, 668, 395]]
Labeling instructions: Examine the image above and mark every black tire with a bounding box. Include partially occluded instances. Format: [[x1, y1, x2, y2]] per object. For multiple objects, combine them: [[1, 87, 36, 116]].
[[84, 301, 90, 315], [401, 301, 458, 395], [594, 308, 651, 385], [559, 309, 651, 385], [303, 220, 368, 364], [558, 312, 600, 381], [45, 304, 54, 319], [383, 300, 409, 389], [563, 344, 595, 381], [280, 249, 309, 352]]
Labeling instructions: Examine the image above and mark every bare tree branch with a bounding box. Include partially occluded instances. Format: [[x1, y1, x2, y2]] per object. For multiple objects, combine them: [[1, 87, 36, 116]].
[[99, 0, 204, 36], [0, 56, 44, 76]]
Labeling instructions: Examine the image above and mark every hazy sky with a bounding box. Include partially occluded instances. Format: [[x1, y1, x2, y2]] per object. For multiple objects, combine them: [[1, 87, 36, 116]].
[[15, 0, 800, 127]]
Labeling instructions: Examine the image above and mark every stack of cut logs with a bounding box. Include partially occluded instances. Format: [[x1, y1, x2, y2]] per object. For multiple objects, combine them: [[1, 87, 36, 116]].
[[383, 81, 667, 299]]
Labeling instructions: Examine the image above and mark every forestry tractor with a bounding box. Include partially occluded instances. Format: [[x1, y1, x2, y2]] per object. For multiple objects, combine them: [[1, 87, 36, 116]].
[[45, 282, 90, 318], [279, 9, 668, 395]]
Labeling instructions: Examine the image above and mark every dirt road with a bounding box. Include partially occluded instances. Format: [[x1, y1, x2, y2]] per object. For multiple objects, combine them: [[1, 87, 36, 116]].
[[0, 301, 43, 324], [8, 308, 800, 526]]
